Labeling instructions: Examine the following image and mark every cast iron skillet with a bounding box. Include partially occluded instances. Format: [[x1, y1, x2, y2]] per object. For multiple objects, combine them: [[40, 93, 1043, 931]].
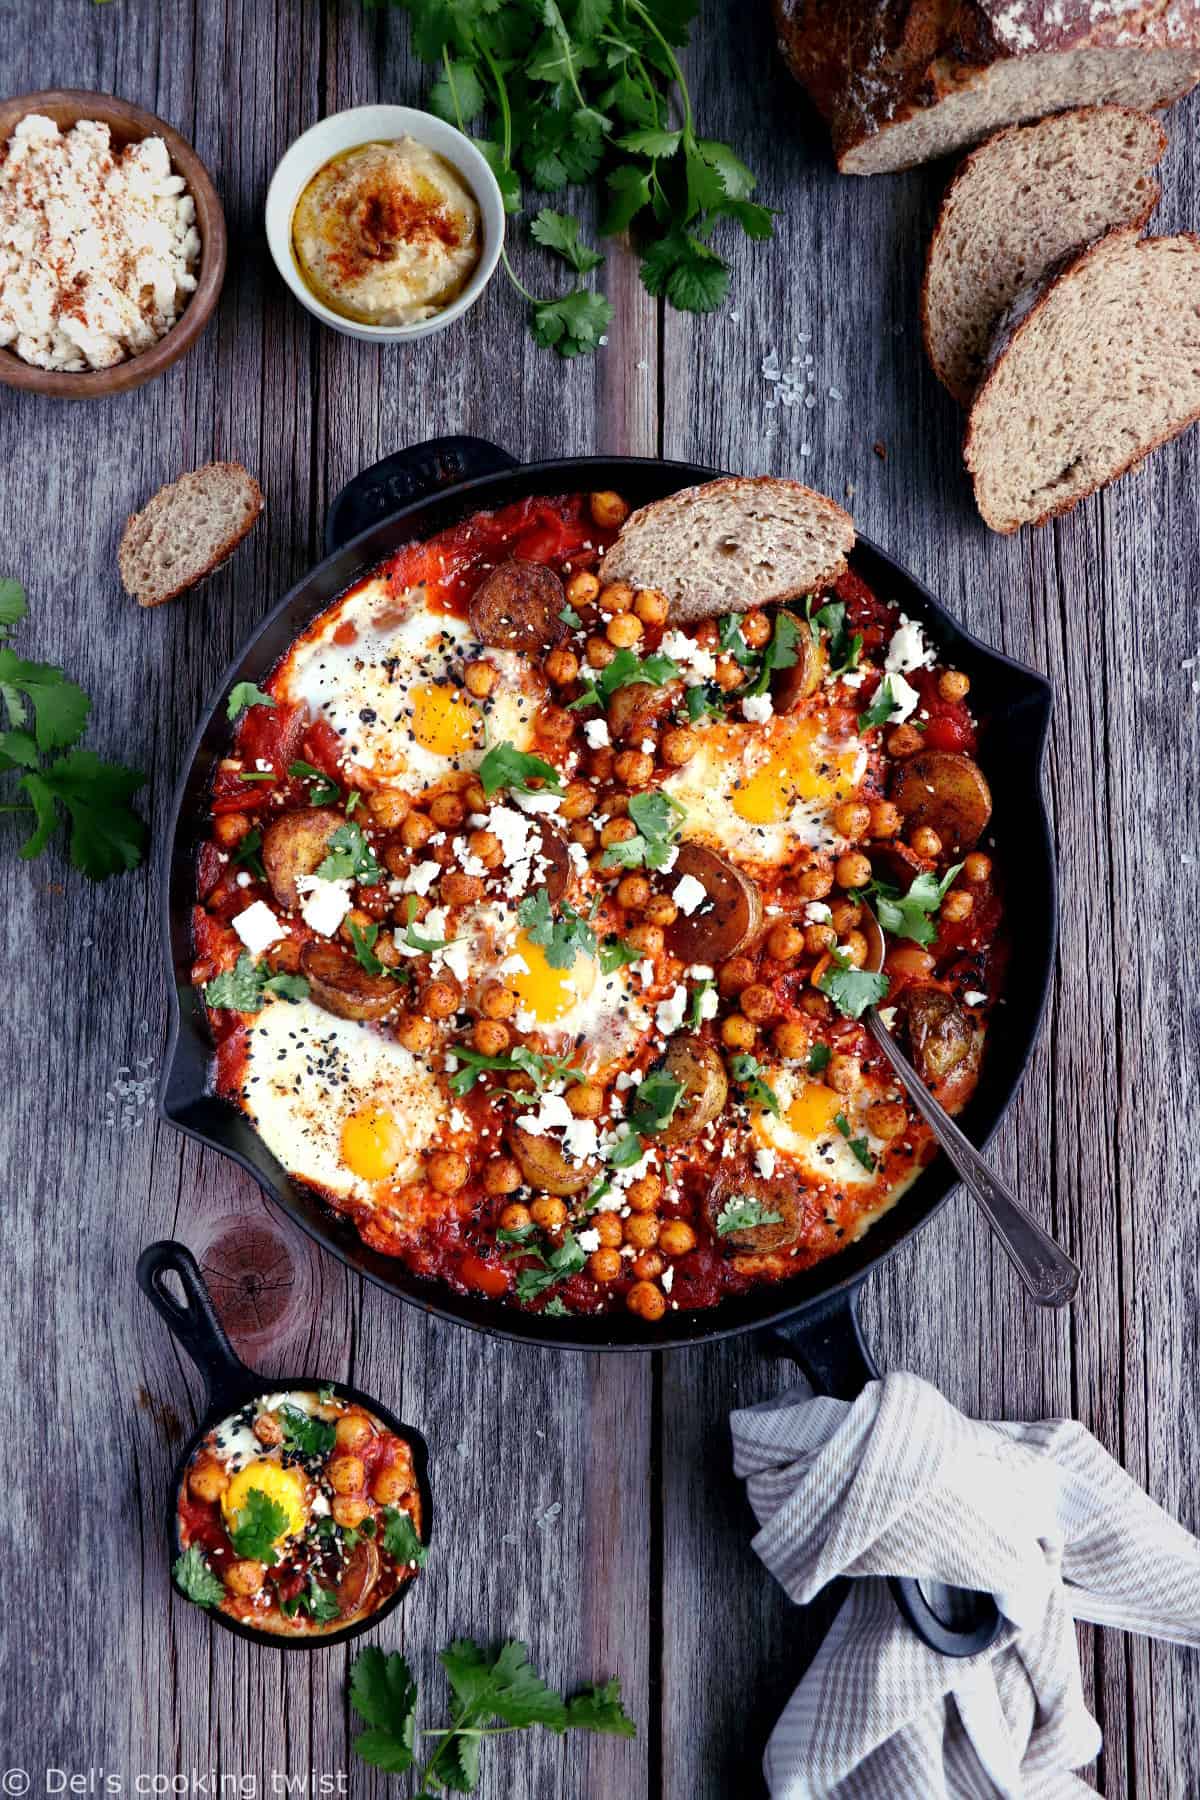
[[138, 1239, 433, 1650], [158, 436, 1057, 1657]]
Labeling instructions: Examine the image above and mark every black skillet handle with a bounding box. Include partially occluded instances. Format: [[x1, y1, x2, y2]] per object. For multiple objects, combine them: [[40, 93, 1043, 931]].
[[771, 1286, 1003, 1659], [137, 1240, 256, 1415], [324, 436, 520, 556]]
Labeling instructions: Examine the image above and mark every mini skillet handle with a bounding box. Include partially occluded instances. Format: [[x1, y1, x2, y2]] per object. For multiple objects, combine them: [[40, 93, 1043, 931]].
[[324, 436, 520, 555], [136, 1240, 255, 1414], [771, 1288, 1003, 1659]]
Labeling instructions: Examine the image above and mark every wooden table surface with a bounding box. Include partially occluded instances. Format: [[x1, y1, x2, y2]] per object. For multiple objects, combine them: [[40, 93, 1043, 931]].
[[3, 3, 1199, 1795]]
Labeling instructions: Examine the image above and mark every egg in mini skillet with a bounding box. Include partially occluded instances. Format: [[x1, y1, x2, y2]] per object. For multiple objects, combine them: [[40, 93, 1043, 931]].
[[275, 578, 543, 787], [221, 1459, 310, 1543]]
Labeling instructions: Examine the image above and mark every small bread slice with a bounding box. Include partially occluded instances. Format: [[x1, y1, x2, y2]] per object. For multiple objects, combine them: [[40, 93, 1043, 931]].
[[599, 478, 855, 622], [119, 463, 263, 606], [964, 230, 1200, 533], [923, 106, 1167, 406]]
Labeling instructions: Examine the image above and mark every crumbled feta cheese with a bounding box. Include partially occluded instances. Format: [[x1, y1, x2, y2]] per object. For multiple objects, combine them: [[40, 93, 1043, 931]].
[[672, 872, 708, 915], [884, 615, 937, 676], [577, 1228, 601, 1254], [562, 1117, 599, 1163], [660, 630, 717, 684], [295, 874, 354, 937], [440, 938, 472, 985], [512, 790, 562, 816], [687, 964, 714, 980], [661, 1265, 675, 1294], [235, 871, 252, 888], [741, 693, 774, 724], [655, 984, 688, 1036], [517, 1093, 574, 1137], [885, 672, 921, 723], [515, 1007, 537, 1033], [755, 1148, 777, 1179], [964, 990, 988, 1008], [804, 901, 833, 923], [231, 901, 284, 955], [694, 984, 719, 1023], [583, 718, 610, 748], [568, 841, 589, 875]]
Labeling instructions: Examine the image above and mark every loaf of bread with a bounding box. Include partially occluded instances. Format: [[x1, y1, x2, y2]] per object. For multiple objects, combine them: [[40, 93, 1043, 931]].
[[923, 105, 1167, 405], [964, 228, 1200, 530], [598, 477, 855, 621], [119, 463, 263, 606], [773, 0, 1200, 175]]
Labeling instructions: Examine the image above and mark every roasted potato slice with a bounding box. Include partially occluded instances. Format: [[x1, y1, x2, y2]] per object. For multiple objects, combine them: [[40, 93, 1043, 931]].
[[665, 844, 763, 965], [469, 560, 567, 655], [336, 1537, 380, 1617], [300, 940, 401, 1022], [773, 611, 826, 712], [659, 1035, 728, 1143], [891, 751, 992, 852], [508, 1124, 598, 1196], [262, 807, 344, 911], [606, 678, 681, 743], [705, 1164, 810, 1255], [900, 986, 982, 1110]]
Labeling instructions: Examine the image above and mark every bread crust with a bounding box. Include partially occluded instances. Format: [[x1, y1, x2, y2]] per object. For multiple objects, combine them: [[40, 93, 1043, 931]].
[[963, 229, 1200, 530], [119, 462, 264, 606], [920, 105, 1167, 405]]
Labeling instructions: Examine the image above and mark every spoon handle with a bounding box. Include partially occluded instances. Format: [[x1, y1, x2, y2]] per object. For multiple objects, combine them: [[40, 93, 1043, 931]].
[[865, 1014, 1080, 1308]]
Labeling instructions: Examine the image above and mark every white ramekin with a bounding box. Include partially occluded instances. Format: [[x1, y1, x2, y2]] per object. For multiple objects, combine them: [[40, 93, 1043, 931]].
[[264, 105, 505, 343]]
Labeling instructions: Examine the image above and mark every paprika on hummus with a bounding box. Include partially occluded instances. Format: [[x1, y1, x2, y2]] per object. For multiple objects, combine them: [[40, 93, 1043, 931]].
[[291, 137, 482, 327]]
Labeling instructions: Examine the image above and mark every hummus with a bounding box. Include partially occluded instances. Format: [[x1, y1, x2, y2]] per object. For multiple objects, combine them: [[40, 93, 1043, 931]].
[[292, 138, 482, 327]]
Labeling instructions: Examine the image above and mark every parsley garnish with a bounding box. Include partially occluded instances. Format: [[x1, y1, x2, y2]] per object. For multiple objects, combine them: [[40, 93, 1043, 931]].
[[568, 646, 681, 711], [381, 1506, 428, 1569], [743, 612, 801, 698], [834, 1111, 877, 1172], [543, 1296, 570, 1317], [599, 935, 642, 975], [684, 684, 724, 723], [817, 950, 890, 1020], [717, 613, 756, 669], [808, 600, 863, 677], [173, 1545, 225, 1608], [478, 741, 564, 798], [559, 603, 582, 628], [227, 1489, 288, 1564], [231, 826, 266, 881], [807, 1042, 832, 1075], [628, 1070, 683, 1137], [514, 1230, 587, 1303], [278, 1404, 336, 1459], [287, 759, 341, 806], [205, 954, 309, 1013], [869, 864, 963, 947], [530, 207, 604, 273], [316, 821, 383, 885], [728, 1053, 780, 1115], [226, 681, 275, 720], [715, 1196, 784, 1237], [600, 789, 685, 870], [306, 1580, 342, 1622], [449, 1044, 582, 1098], [516, 887, 597, 969], [349, 1641, 635, 1785]]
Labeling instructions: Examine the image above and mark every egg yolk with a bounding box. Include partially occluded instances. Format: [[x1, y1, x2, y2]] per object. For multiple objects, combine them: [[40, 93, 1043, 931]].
[[341, 1106, 407, 1183], [785, 1081, 845, 1139], [221, 1460, 309, 1543], [732, 720, 860, 824], [510, 931, 598, 1023], [411, 682, 479, 758]]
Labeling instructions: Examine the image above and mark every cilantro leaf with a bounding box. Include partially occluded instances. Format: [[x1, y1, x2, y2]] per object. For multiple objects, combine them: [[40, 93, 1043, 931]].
[[532, 288, 615, 358], [226, 681, 275, 721], [834, 1111, 877, 1172], [807, 1042, 832, 1074], [18, 751, 147, 878], [472, 1640, 569, 1731], [531, 208, 604, 274], [227, 1488, 288, 1563], [687, 978, 715, 1029], [0, 578, 27, 631], [639, 228, 730, 313], [694, 137, 756, 200], [349, 1648, 418, 1774], [400, 894, 449, 953], [479, 741, 564, 797], [316, 821, 383, 885], [601, 163, 653, 234], [618, 125, 682, 157], [206, 954, 309, 1012], [478, 140, 522, 213], [684, 683, 724, 723], [287, 759, 340, 806], [305, 1579, 341, 1623], [172, 1545, 225, 1608], [565, 1677, 637, 1737], [627, 1069, 683, 1137], [559, 603, 582, 628], [728, 1052, 780, 1115], [347, 917, 384, 974], [0, 649, 90, 749], [743, 611, 800, 698], [569, 645, 682, 711], [871, 864, 963, 947], [264, 971, 309, 1002], [717, 613, 756, 668], [857, 675, 915, 735], [231, 826, 266, 880], [278, 1403, 335, 1459], [715, 1196, 785, 1236], [449, 1043, 581, 1097], [429, 56, 487, 125], [809, 600, 862, 677], [599, 935, 642, 975], [381, 1505, 428, 1568], [607, 1131, 646, 1170], [600, 788, 684, 870], [817, 949, 890, 1020], [516, 888, 597, 969], [514, 1230, 586, 1301]]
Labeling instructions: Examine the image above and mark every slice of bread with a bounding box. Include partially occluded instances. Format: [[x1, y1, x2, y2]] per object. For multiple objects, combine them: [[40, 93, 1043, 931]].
[[923, 106, 1167, 406], [598, 478, 855, 622], [964, 230, 1200, 532], [119, 463, 264, 606]]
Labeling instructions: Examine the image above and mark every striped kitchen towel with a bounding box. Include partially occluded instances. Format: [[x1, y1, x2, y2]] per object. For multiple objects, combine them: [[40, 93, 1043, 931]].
[[731, 1372, 1200, 1799]]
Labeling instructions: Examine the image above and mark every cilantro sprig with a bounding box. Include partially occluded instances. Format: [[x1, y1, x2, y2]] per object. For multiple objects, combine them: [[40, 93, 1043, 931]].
[[449, 1043, 583, 1097], [835, 1111, 877, 1172], [288, 759, 341, 806], [600, 789, 684, 871], [227, 1489, 289, 1564], [316, 821, 383, 885], [205, 953, 309, 1013], [569, 646, 681, 711], [227, 682, 275, 721], [514, 1229, 587, 1303], [381, 1505, 429, 1569], [807, 598, 863, 678], [817, 949, 890, 1020], [516, 887, 597, 969], [173, 1546, 225, 1608], [714, 1196, 784, 1237], [866, 864, 963, 947], [742, 612, 800, 698], [727, 1053, 780, 1115], [479, 741, 564, 798], [278, 1404, 336, 1459], [0, 579, 147, 879]]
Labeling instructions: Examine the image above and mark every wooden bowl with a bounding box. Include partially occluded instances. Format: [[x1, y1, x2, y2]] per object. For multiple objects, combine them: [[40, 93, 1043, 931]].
[[0, 90, 227, 399]]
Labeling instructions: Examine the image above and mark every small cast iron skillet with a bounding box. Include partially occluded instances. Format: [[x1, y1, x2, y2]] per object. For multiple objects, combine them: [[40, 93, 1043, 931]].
[[137, 1239, 433, 1650], [159, 436, 1059, 1659]]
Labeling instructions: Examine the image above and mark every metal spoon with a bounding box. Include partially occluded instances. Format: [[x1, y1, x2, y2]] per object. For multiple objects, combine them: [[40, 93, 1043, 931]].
[[858, 907, 1079, 1308]]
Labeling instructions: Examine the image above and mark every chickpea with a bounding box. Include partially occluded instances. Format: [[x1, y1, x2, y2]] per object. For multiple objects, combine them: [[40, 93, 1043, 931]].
[[593, 1212, 623, 1247], [597, 581, 634, 615], [938, 669, 970, 702], [868, 799, 901, 839], [909, 826, 942, 860], [464, 778, 488, 812], [660, 726, 698, 768], [401, 811, 435, 851], [589, 1247, 622, 1282], [464, 660, 497, 699], [614, 748, 654, 787], [588, 745, 616, 782], [397, 1013, 436, 1054], [766, 923, 804, 963], [886, 944, 935, 980], [827, 1053, 861, 1095], [530, 1195, 568, 1232], [659, 1220, 697, 1257], [721, 1013, 756, 1050], [328, 1454, 366, 1495], [383, 843, 409, 880], [441, 871, 484, 906], [797, 865, 835, 901], [717, 955, 756, 995], [644, 894, 678, 927], [225, 1559, 266, 1597], [586, 635, 617, 669], [740, 610, 771, 649], [253, 1412, 284, 1447], [632, 1249, 666, 1281], [805, 922, 837, 955], [590, 491, 630, 530], [887, 724, 923, 757], [835, 851, 872, 890], [188, 1457, 229, 1503], [334, 1412, 375, 1453], [867, 1101, 908, 1140], [473, 1019, 511, 1055], [832, 801, 872, 841], [570, 821, 598, 852], [483, 1156, 522, 1197], [841, 930, 868, 968], [552, 781, 592, 825], [540, 704, 575, 745], [461, 831, 500, 871], [617, 873, 651, 911], [371, 1464, 412, 1505], [627, 1280, 667, 1322], [566, 1082, 604, 1119], [214, 812, 251, 848], [964, 852, 992, 884], [369, 788, 410, 830], [544, 647, 579, 686], [624, 1213, 660, 1250], [627, 923, 666, 958], [427, 1150, 470, 1193], [714, 655, 744, 692], [740, 983, 779, 1024], [430, 792, 466, 830], [607, 612, 643, 649], [634, 587, 669, 625], [600, 817, 637, 850], [332, 1495, 370, 1529], [566, 569, 600, 606], [422, 980, 460, 1021], [602, 792, 630, 817], [625, 1175, 663, 1213], [799, 990, 832, 1020], [941, 890, 974, 923], [499, 1203, 532, 1233], [829, 899, 862, 935], [772, 1021, 809, 1060]]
